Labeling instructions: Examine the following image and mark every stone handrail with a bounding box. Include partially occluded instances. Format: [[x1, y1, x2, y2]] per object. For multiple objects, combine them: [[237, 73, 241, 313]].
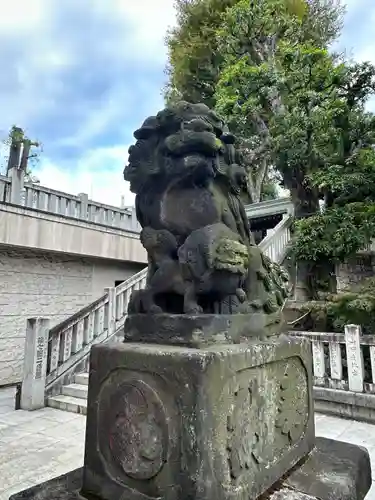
[[259, 214, 293, 263], [0, 174, 10, 202], [1, 167, 141, 232], [20, 268, 148, 409], [86, 198, 139, 231], [22, 182, 141, 232], [292, 326, 375, 394]]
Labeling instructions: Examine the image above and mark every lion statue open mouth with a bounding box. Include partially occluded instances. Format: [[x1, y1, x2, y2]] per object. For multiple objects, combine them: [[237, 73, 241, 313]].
[[124, 101, 289, 325]]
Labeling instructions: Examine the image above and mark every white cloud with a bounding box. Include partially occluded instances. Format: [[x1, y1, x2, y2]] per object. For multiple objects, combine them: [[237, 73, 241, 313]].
[[0, 0, 176, 136], [114, 0, 176, 62], [0, 0, 47, 33], [0, 0, 177, 209], [2, 0, 375, 212], [35, 145, 135, 207]]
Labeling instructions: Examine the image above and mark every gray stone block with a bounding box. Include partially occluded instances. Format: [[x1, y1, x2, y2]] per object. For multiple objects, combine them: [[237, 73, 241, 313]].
[[281, 437, 372, 500], [125, 312, 283, 346], [81, 336, 314, 500]]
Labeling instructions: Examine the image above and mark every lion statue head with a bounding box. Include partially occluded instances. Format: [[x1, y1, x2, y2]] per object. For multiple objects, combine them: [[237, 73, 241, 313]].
[[123, 101, 245, 194]]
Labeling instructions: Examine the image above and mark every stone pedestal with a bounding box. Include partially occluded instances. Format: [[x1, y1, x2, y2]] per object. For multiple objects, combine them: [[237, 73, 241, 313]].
[[81, 335, 314, 500], [7, 324, 372, 500]]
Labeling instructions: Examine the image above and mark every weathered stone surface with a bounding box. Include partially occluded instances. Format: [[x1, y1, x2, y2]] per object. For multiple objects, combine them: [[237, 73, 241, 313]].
[[123, 101, 290, 331], [282, 437, 372, 500], [81, 335, 314, 500], [124, 312, 283, 346], [9, 438, 371, 500], [267, 490, 316, 499], [9, 468, 83, 500]]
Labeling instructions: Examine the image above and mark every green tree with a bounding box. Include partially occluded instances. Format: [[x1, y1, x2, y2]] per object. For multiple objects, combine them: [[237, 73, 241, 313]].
[[165, 0, 343, 106], [293, 62, 375, 264], [165, 0, 237, 107], [165, 0, 345, 202], [214, 0, 346, 208]]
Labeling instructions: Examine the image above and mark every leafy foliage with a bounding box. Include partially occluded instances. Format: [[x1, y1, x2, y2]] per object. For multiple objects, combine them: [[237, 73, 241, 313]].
[[294, 202, 375, 262], [165, 0, 236, 107], [303, 278, 375, 334], [1, 125, 41, 183], [165, 0, 345, 203], [292, 62, 375, 264]]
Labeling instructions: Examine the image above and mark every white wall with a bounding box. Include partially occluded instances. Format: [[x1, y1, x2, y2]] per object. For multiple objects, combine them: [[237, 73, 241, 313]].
[[0, 247, 144, 386]]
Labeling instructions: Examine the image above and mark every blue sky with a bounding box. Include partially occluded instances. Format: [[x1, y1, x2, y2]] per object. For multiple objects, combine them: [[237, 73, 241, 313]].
[[0, 0, 373, 206]]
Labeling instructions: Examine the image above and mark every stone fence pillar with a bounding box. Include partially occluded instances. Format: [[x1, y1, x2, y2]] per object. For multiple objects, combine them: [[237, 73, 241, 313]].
[[344, 324, 364, 392], [9, 166, 25, 204], [20, 318, 50, 410], [104, 287, 116, 338], [78, 192, 89, 220]]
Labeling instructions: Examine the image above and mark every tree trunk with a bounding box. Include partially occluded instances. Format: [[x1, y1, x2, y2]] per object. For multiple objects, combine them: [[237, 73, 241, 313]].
[[246, 158, 269, 204]]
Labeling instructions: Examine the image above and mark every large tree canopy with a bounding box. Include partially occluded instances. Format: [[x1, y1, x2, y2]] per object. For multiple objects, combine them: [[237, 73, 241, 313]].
[[165, 0, 375, 303], [293, 61, 375, 263], [165, 0, 345, 202], [165, 0, 344, 106]]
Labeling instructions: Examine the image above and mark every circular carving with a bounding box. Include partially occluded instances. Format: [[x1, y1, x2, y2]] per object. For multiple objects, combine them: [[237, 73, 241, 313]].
[[98, 376, 168, 481]]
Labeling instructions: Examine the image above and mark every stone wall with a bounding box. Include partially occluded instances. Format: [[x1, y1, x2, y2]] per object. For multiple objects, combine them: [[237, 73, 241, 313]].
[[0, 247, 144, 386], [336, 253, 375, 293]]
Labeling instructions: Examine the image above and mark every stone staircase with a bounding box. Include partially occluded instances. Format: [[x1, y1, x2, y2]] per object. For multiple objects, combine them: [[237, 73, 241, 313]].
[[44, 214, 293, 415], [48, 372, 89, 415]]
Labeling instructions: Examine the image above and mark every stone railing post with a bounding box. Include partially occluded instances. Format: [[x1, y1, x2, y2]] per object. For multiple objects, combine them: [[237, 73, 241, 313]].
[[9, 166, 25, 204], [78, 192, 89, 220], [105, 287, 116, 337], [20, 318, 50, 410], [344, 324, 364, 392], [130, 208, 139, 231], [311, 340, 325, 386]]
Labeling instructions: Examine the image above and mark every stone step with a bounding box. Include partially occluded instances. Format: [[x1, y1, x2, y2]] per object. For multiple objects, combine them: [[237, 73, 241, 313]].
[[47, 394, 87, 415], [62, 383, 88, 400], [75, 372, 89, 386]]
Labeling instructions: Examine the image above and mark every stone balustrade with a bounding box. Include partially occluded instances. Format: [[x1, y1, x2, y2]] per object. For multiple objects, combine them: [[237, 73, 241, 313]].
[[292, 326, 375, 423], [20, 268, 148, 409], [0, 169, 141, 233], [293, 326, 371, 392], [259, 214, 292, 263]]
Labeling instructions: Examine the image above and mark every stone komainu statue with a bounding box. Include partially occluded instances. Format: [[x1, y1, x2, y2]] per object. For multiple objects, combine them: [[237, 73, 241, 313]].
[[124, 101, 289, 326]]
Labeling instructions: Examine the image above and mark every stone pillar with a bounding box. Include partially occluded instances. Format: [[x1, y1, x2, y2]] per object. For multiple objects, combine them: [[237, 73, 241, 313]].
[[311, 340, 325, 386], [9, 166, 25, 204], [345, 324, 364, 392], [104, 287, 116, 337], [82, 327, 315, 500], [78, 192, 89, 220], [20, 318, 50, 410]]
